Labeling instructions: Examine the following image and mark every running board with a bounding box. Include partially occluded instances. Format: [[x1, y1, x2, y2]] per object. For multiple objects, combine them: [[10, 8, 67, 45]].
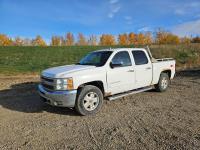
[[107, 86, 153, 101]]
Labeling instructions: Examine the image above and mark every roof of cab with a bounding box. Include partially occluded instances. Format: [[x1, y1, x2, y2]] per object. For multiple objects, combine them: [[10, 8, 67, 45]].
[[94, 48, 146, 52]]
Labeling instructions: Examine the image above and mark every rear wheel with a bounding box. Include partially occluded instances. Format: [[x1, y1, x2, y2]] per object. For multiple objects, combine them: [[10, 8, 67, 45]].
[[155, 73, 170, 92], [75, 85, 103, 116]]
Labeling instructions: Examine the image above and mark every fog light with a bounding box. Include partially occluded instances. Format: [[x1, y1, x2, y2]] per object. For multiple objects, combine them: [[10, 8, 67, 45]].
[[53, 102, 58, 106]]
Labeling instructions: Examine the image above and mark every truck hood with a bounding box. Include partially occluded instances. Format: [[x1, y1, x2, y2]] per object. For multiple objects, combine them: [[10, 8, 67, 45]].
[[42, 65, 96, 78]]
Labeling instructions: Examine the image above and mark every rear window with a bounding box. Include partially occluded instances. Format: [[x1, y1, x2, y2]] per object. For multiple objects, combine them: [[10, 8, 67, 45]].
[[132, 51, 148, 65]]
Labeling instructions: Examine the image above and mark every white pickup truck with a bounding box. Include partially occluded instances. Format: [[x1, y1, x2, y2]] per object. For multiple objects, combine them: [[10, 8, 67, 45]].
[[38, 48, 175, 115]]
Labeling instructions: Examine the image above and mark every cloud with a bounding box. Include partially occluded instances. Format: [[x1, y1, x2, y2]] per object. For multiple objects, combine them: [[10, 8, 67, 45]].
[[124, 16, 132, 20], [108, 13, 114, 18], [124, 16, 133, 25], [109, 0, 119, 4], [174, 9, 186, 15], [108, 0, 121, 18], [138, 26, 152, 32], [108, 5, 121, 18], [195, 14, 200, 18], [173, 1, 200, 16], [172, 19, 200, 37], [190, 2, 200, 7]]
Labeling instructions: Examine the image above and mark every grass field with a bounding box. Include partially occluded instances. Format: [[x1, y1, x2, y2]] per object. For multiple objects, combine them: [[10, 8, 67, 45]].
[[0, 44, 200, 74]]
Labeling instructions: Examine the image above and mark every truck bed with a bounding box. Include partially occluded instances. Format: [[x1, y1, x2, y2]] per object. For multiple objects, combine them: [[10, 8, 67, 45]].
[[151, 58, 176, 85]]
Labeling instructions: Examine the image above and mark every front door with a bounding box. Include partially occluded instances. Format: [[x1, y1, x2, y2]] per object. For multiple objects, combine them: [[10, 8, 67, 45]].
[[107, 51, 135, 95]]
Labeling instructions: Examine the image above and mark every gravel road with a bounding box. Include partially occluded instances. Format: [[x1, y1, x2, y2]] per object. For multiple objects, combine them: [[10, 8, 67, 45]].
[[0, 70, 200, 150]]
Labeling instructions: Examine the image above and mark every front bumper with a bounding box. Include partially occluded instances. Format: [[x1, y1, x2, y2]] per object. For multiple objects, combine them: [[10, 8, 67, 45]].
[[38, 84, 77, 107]]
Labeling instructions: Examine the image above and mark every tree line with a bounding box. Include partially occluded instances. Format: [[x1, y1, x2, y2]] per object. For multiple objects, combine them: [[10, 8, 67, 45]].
[[0, 29, 200, 46]]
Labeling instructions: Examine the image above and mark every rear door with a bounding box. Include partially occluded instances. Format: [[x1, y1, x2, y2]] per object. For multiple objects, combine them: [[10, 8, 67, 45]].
[[132, 50, 152, 88], [107, 51, 135, 94]]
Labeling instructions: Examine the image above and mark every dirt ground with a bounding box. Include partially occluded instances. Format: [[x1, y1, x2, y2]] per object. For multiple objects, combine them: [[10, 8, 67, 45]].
[[0, 70, 200, 150]]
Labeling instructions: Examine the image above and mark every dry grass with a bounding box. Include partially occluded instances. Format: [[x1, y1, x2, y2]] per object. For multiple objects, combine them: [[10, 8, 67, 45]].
[[150, 44, 200, 69]]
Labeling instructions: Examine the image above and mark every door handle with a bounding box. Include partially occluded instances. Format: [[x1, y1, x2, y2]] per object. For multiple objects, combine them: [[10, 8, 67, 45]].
[[128, 69, 134, 72], [146, 67, 151, 70]]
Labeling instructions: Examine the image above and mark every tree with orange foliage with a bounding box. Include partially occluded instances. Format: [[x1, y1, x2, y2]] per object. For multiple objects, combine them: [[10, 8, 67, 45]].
[[99, 34, 116, 46], [118, 34, 129, 45], [23, 38, 32, 46], [181, 37, 191, 44], [0, 34, 13, 46], [32, 35, 46, 46], [136, 33, 146, 45], [144, 32, 153, 45], [156, 29, 180, 44], [60, 36, 66, 46], [156, 28, 166, 44], [192, 36, 200, 43], [51, 36, 61, 46], [14, 37, 23, 46], [128, 32, 136, 45], [88, 35, 97, 46], [168, 34, 180, 44], [66, 32, 74, 46], [77, 33, 87, 46]]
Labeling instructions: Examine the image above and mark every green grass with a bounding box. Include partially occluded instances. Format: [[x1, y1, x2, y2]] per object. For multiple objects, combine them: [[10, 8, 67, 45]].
[[0, 44, 200, 75]]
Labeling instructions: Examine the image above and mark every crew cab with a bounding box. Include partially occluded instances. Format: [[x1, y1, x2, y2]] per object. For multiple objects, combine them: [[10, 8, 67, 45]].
[[38, 48, 175, 115]]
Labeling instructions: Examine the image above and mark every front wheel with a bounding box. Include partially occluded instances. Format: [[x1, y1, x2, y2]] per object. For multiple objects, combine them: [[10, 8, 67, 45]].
[[155, 73, 170, 92], [75, 85, 103, 116]]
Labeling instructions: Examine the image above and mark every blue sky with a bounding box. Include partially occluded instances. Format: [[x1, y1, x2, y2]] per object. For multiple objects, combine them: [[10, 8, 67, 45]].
[[1, 0, 200, 42]]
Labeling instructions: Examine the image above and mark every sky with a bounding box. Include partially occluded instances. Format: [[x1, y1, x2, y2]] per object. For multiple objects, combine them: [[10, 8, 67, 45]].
[[1, 0, 200, 42]]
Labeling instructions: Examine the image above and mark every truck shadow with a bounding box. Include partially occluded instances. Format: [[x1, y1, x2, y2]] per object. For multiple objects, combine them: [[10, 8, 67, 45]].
[[175, 69, 200, 85], [176, 69, 200, 78], [0, 82, 79, 116]]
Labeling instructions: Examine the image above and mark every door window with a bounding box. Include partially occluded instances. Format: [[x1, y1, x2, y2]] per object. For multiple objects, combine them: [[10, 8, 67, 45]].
[[132, 51, 148, 65], [111, 51, 132, 67]]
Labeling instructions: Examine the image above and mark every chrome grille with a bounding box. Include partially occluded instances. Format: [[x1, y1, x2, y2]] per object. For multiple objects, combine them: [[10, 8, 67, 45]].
[[41, 76, 55, 91]]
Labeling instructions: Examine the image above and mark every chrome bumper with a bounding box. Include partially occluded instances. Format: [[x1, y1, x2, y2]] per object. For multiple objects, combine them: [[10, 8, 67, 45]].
[[38, 84, 77, 107]]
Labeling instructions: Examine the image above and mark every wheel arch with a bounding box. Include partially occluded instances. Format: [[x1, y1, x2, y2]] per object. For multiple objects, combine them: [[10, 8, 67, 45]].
[[161, 69, 171, 79], [77, 81, 105, 96]]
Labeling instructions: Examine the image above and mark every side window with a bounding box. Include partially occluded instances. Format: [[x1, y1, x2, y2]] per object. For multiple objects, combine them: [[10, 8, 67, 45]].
[[132, 51, 148, 65], [111, 51, 132, 67]]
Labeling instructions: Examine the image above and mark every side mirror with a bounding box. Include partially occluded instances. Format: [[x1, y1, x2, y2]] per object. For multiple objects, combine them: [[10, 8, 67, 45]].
[[110, 62, 123, 68]]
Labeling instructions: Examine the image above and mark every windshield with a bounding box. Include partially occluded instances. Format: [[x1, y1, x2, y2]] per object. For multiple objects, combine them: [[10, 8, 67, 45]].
[[78, 51, 113, 67]]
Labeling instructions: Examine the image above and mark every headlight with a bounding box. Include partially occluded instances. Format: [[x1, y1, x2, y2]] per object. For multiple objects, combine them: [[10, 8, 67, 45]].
[[55, 78, 74, 90]]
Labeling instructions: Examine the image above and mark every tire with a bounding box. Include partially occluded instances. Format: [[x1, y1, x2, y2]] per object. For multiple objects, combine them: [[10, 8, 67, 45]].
[[155, 73, 170, 92], [75, 85, 103, 116]]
